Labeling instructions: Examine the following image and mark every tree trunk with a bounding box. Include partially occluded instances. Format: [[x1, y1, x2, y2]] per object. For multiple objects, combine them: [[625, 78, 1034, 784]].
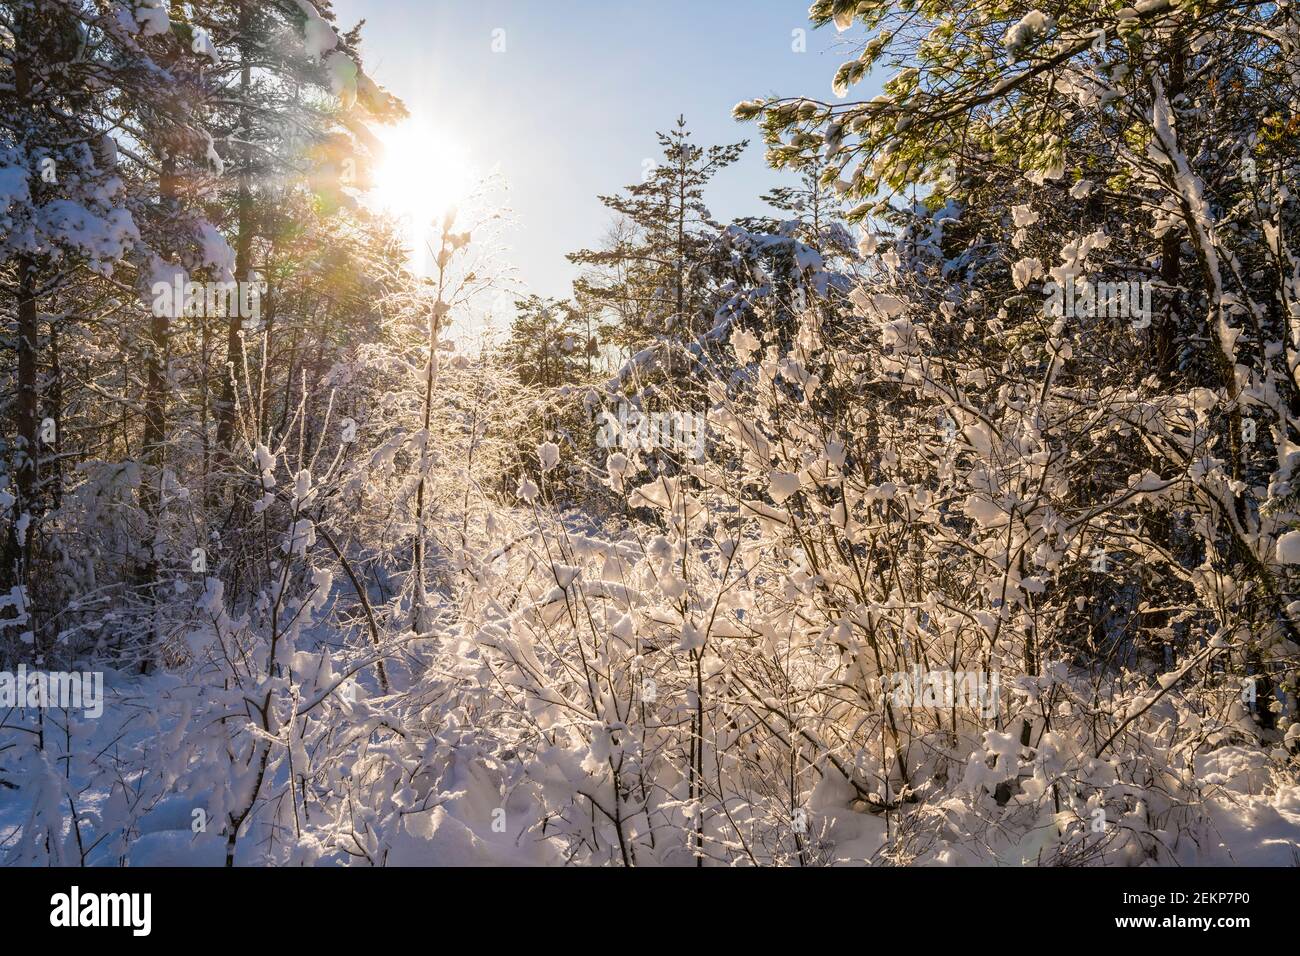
[[7, 257, 40, 596], [138, 143, 180, 671], [5, 41, 40, 620], [216, 0, 255, 455]]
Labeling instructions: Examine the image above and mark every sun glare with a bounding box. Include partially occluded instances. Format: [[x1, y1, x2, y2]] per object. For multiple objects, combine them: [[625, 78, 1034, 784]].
[[369, 121, 474, 256]]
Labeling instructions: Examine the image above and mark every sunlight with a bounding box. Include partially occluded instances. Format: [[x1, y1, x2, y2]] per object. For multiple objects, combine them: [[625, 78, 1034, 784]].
[[369, 120, 474, 258]]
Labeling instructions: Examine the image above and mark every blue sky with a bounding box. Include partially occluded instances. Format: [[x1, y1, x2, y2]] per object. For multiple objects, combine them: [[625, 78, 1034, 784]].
[[330, 0, 878, 305]]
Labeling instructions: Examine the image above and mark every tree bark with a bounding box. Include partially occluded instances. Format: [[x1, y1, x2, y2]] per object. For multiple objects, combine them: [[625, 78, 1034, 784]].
[[216, 0, 255, 455]]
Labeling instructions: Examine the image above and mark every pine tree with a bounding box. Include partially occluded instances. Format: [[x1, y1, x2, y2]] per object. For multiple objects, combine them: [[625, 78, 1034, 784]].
[[568, 116, 745, 353], [201, 0, 405, 458], [505, 295, 590, 389], [751, 162, 855, 263], [0, 1, 208, 658]]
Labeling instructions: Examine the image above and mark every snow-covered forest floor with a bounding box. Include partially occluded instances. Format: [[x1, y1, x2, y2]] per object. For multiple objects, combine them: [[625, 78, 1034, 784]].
[[5, 484, 1300, 866], [3, 0, 1300, 866]]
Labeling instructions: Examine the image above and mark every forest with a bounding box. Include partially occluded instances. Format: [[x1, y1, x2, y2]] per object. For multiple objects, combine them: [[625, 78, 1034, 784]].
[[1, 0, 1299, 869]]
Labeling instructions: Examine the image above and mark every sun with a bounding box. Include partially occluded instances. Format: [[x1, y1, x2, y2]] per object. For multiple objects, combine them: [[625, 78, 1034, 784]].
[[369, 121, 474, 251]]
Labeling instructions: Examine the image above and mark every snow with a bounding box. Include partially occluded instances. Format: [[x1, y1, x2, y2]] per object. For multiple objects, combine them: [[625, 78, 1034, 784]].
[[36, 200, 140, 265], [325, 51, 359, 108], [295, 0, 340, 59], [196, 220, 236, 280], [1276, 530, 1300, 564], [0, 162, 31, 224], [134, 0, 170, 37], [1003, 11, 1053, 50], [1012, 256, 1042, 289], [191, 26, 219, 62], [768, 469, 801, 503], [963, 493, 1007, 528]]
